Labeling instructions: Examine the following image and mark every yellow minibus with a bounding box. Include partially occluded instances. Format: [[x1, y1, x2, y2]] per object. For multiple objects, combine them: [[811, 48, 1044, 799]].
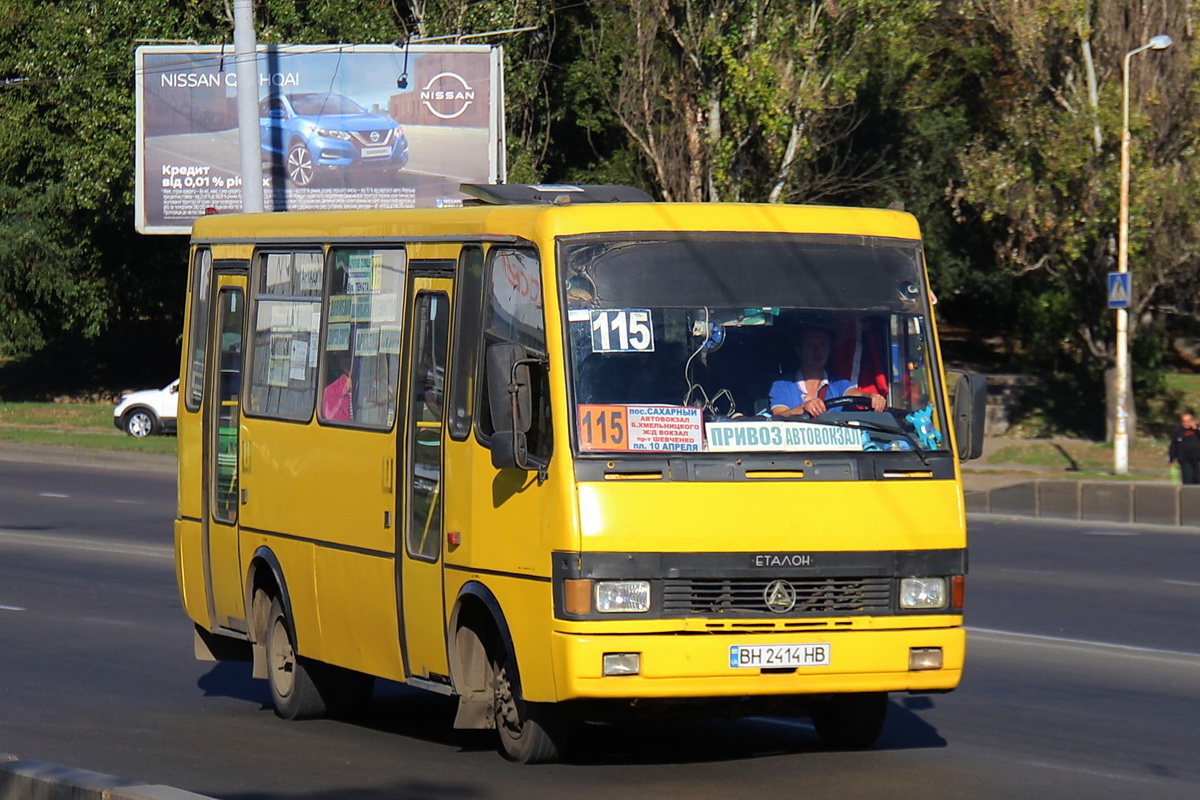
[[175, 185, 986, 762]]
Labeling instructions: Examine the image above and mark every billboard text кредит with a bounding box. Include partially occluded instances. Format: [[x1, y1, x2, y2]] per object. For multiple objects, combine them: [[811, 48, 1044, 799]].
[[135, 44, 505, 234]]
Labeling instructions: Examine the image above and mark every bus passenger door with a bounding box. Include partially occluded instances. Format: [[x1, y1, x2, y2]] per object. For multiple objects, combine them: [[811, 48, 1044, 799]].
[[400, 281, 452, 680], [204, 282, 247, 631]]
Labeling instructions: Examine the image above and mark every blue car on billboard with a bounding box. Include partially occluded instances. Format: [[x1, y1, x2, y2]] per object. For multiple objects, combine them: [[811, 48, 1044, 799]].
[[259, 92, 410, 187]]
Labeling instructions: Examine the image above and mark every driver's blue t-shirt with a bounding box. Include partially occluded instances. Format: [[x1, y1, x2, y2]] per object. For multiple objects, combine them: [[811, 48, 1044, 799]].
[[769, 373, 854, 413]]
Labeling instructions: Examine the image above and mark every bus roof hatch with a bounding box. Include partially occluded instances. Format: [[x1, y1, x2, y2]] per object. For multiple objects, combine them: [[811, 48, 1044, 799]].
[[460, 183, 655, 206]]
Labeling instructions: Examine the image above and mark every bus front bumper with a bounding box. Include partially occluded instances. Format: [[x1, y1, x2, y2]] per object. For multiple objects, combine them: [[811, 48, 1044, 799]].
[[549, 624, 964, 701]]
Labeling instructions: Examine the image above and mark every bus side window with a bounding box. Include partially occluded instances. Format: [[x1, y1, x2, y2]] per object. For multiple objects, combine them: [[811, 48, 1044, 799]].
[[477, 247, 552, 462], [245, 250, 323, 422], [448, 245, 483, 441], [319, 247, 407, 428], [184, 248, 213, 412]]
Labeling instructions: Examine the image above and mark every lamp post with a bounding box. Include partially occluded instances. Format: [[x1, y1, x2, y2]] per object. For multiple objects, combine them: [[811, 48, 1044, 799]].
[[1114, 34, 1172, 475], [234, 0, 263, 213]]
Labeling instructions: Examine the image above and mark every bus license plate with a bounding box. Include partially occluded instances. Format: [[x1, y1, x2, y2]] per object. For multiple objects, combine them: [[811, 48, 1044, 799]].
[[361, 146, 393, 159], [729, 643, 830, 669]]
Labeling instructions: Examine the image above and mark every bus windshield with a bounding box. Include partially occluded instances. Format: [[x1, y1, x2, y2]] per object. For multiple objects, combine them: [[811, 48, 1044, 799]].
[[558, 233, 948, 457]]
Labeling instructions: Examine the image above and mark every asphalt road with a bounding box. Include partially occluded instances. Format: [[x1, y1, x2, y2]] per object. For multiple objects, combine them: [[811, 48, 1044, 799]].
[[1, 455, 1199, 799]]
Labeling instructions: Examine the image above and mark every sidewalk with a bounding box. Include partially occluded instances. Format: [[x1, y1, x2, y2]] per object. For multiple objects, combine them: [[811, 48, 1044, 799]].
[[962, 435, 1172, 492]]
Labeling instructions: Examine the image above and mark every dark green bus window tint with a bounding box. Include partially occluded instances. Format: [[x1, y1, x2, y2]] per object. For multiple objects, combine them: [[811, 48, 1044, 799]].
[[448, 245, 483, 441], [185, 248, 213, 412]]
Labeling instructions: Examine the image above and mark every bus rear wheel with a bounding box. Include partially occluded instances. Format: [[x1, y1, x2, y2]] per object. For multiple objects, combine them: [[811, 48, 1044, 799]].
[[265, 597, 326, 720], [810, 692, 889, 750], [492, 649, 570, 764]]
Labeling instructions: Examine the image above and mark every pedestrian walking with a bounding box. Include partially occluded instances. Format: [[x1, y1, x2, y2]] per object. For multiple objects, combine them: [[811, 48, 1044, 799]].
[[1168, 410, 1200, 485]]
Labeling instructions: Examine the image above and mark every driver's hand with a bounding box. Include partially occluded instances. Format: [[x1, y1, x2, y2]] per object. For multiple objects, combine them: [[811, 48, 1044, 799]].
[[801, 397, 827, 416], [869, 393, 886, 412]]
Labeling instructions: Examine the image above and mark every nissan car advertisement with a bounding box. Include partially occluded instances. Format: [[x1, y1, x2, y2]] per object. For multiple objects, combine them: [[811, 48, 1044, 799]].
[[135, 44, 504, 234]]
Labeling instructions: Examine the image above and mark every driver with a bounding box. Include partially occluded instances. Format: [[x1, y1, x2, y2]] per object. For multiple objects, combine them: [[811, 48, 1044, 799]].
[[769, 325, 886, 418]]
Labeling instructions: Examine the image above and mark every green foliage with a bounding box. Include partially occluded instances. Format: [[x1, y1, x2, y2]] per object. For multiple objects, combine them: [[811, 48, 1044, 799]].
[[939, 1, 1200, 435], [0, 0, 411, 358], [3, 0, 1200, 433]]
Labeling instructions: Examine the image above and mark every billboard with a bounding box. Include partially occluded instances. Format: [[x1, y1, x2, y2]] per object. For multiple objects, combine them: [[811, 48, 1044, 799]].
[[135, 44, 505, 234]]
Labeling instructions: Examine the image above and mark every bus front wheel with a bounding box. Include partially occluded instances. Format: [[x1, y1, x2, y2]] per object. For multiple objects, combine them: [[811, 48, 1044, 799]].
[[810, 691, 889, 749], [492, 649, 570, 764], [266, 597, 326, 720]]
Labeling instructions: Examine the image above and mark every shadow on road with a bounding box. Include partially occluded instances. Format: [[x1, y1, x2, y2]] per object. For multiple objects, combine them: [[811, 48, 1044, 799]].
[[198, 660, 947, 772], [196, 661, 271, 709]]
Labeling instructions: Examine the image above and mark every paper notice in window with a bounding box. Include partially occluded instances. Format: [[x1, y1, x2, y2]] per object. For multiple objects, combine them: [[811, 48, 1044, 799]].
[[577, 405, 703, 452]]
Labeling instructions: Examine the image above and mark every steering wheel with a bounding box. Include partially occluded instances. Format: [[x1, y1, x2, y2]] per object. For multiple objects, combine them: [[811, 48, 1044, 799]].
[[823, 395, 876, 411]]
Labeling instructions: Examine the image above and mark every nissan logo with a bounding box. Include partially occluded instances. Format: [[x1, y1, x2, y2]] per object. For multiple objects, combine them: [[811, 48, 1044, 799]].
[[763, 580, 797, 613], [370, 131, 380, 142], [419, 72, 477, 119]]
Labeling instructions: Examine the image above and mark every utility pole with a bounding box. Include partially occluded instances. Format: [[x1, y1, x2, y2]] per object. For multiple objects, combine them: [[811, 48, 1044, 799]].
[[1113, 34, 1171, 474], [234, 0, 264, 213]]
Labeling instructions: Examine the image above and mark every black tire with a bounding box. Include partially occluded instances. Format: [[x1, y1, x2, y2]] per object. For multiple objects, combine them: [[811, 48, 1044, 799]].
[[265, 597, 327, 720], [810, 692, 889, 750], [122, 408, 159, 438], [493, 647, 571, 764], [286, 142, 315, 187]]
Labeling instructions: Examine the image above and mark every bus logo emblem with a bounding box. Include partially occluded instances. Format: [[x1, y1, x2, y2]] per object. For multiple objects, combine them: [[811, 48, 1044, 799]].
[[763, 580, 797, 613]]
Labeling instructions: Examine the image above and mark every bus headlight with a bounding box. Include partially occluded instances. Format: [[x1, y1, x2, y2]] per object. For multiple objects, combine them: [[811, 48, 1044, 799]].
[[900, 577, 947, 609], [595, 581, 651, 613]]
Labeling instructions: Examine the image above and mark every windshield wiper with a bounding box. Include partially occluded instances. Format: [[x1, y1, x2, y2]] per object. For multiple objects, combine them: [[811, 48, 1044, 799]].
[[814, 415, 929, 466]]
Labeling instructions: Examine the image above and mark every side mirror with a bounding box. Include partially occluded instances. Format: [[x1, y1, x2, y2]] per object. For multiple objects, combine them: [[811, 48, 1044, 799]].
[[489, 430, 529, 471], [486, 343, 534, 470], [948, 370, 987, 461]]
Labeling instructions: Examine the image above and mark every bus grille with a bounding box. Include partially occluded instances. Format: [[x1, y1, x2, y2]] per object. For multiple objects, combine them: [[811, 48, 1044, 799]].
[[662, 577, 892, 616]]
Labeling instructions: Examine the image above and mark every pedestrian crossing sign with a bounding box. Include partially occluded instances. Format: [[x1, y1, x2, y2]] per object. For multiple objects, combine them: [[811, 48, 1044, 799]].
[[1107, 272, 1131, 309]]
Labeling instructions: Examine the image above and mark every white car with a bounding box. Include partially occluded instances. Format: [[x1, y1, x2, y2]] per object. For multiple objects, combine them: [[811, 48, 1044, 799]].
[[113, 379, 179, 437]]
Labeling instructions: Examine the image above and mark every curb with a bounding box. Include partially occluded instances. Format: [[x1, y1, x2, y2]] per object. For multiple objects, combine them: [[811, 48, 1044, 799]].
[[966, 479, 1200, 527], [0, 753, 215, 800]]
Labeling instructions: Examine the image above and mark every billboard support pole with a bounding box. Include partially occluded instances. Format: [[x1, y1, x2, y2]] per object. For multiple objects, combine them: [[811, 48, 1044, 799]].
[[234, 0, 264, 213]]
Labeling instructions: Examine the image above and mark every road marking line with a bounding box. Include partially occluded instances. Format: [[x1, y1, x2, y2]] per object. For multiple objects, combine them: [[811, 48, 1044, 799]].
[[0, 529, 171, 559], [113, 499, 145, 505], [1020, 759, 1167, 786], [38, 492, 69, 498], [1161, 578, 1200, 587], [969, 626, 1200, 662], [0, 605, 27, 612], [1081, 530, 1139, 536]]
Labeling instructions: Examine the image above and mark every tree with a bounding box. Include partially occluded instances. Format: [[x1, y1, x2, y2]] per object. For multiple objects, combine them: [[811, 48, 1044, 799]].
[[566, 0, 933, 203], [0, 0, 406, 360], [945, 0, 1200, 436]]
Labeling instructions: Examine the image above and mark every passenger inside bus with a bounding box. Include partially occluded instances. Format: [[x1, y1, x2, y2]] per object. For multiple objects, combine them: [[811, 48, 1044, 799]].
[[769, 324, 886, 418], [322, 352, 353, 422]]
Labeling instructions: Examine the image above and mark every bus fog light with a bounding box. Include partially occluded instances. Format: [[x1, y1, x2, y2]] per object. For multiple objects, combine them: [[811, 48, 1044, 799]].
[[909, 647, 943, 671], [900, 577, 947, 609], [595, 581, 650, 613], [603, 652, 641, 676]]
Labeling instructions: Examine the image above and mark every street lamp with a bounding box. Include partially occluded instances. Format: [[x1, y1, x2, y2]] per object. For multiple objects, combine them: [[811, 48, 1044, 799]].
[[233, 0, 263, 214], [1114, 34, 1172, 475]]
